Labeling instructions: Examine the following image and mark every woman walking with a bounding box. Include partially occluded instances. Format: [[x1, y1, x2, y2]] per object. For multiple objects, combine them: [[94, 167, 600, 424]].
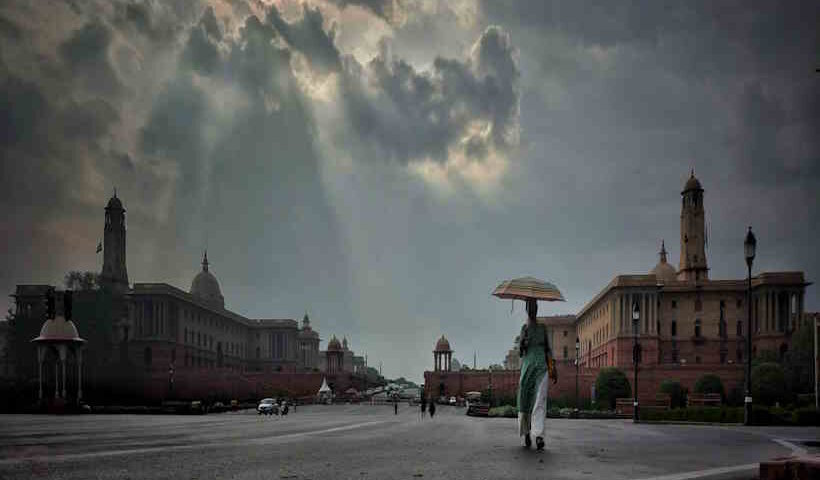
[[428, 398, 436, 419], [420, 395, 427, 419], [517, 298, 558, 450]]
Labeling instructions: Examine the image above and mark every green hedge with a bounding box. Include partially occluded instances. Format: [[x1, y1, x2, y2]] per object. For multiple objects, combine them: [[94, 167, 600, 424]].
[[488, 405, 518, 418], [694, 374, 725, 399], [640, 406, 820, 425], [659, 380, 687, 409], [640, 407, 743, 423]]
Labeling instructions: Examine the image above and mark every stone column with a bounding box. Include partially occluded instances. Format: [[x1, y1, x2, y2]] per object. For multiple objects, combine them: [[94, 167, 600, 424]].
[[36, 345, 45, 401], [54, 360, 59, 399], [77, 347, 83, 401], [58, 345, 67, 399], [774, 291, 779, 332]]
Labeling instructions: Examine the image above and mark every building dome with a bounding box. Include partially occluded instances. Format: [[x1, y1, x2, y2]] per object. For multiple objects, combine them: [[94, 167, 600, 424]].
[[683, 171, 703, 192], [32, 315, 85, 343], [650, 240, 677, 283], [190, 251, 224, 308], [434, 335, 451, 352], [327, 335, 342, 351]]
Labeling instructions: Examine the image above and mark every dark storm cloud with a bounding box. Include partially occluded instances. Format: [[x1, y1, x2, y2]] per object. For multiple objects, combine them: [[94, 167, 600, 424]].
[[58, 19, 124, 97], [341, 25, 519, 165], [267, 4, 341, 75], [327, 0, 394, 21]]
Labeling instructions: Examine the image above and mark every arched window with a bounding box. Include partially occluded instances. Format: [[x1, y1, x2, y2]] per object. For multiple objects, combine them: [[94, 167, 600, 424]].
[[695, 319, 702, 338]]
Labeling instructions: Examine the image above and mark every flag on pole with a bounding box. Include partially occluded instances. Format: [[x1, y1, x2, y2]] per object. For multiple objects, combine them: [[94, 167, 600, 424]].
[[96, 241, 102, 253]]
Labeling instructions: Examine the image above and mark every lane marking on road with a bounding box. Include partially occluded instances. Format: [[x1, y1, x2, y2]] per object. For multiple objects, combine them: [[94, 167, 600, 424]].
[[633, 463, 758, 480], [633, 434, 809, 480], [0, 420, 392, 465], [772, 438, 807, 456]]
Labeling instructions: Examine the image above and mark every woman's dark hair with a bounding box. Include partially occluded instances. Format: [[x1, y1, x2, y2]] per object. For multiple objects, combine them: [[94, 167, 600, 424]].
[[526, 299, 538, 319]]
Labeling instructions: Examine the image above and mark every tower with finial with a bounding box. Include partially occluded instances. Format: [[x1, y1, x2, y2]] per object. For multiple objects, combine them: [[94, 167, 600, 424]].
[[677, 170, 708, 281], [100, 189, 129, 292]]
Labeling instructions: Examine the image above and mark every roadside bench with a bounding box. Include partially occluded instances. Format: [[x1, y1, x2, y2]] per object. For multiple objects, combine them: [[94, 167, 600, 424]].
[[687, 393, 721, 407]]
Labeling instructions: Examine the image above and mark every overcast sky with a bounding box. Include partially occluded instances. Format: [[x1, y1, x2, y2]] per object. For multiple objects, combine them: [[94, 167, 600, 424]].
[[1, 1, 817, 381]]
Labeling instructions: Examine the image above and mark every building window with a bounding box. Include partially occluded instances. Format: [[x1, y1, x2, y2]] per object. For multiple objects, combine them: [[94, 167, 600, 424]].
[[695, 298, 702, 311], [695, 319, 702, 338], [671, 320, 677, 337], [656, 321, 660, 335], [736, 320, 742, 337], [737, 349, 743, 362], [144, 347, 152, 368], [563, 346, 568, 359], [563, 330, 567, 337], [695, 356, 701, 364], [737, 299, 742, 308], [720, 300, 725, 308], [720, 352, 726, 364], [671, 300, 677, 309]]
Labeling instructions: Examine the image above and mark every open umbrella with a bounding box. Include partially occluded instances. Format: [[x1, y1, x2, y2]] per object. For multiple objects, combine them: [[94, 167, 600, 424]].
[[492, 276, 565, 302]]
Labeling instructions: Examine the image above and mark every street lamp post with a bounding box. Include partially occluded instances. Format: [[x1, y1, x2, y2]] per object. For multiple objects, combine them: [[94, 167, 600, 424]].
[[744, 226, 756, 426], [632, 300, 641, 423], [575, 337, 580, 411], [168, 364, 175, 399]]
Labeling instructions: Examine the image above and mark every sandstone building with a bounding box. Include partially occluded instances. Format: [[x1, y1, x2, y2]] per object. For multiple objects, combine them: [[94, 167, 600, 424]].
[[8, 193, 368, 403]]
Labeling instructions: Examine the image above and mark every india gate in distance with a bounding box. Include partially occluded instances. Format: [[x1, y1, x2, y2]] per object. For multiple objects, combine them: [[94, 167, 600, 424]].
[[427, 172, 812, 402]]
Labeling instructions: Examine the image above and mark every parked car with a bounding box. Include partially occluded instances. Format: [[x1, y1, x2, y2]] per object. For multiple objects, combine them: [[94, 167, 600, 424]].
[[449, 396, 457, 405], [257, 398, 277, 415]]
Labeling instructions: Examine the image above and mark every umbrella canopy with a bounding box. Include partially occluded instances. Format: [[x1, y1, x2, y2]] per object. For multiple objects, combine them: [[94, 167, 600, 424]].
[[492, 276, 565, 302], [318, 377, 331, 393]]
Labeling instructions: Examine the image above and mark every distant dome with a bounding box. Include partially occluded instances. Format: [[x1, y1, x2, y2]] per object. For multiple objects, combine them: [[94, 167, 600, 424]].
[[32, 315, 85, 343], [650, 240, 677, 283], [190, 251, 224, 308], [327, 335, 342, 351], [434, 335, 451, 352], [651, 262, 677, 283], [683, 171, 703, 192]]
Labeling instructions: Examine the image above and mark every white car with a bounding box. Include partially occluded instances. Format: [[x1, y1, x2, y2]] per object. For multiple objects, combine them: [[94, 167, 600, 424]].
[[257, 398, 278, 415], [449, 396, 457, 405]]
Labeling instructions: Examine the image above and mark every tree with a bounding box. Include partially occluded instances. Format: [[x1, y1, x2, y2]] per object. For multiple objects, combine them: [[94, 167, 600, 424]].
[[659, 379, 687, 409], [595, 367, 631, 410], [783, 323, 814, 395], [64, 271, 100, 291], [694, 374, 725, 399], [752, 362, 788, 406]]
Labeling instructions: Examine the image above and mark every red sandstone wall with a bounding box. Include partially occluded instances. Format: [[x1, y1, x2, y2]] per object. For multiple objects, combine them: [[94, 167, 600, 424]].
[[424, 362, 744, 406]]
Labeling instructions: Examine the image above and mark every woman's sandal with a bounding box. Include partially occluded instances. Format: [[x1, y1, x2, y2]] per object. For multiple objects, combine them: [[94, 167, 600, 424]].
[[536, 436, 545, 450]]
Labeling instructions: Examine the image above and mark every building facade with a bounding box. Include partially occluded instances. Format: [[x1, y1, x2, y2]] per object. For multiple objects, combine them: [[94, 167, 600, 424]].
[[7, 194, 376, 403], [426, 172, 813, 403]]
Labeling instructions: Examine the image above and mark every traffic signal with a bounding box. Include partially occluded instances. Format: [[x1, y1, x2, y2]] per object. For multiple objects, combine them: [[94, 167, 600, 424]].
[[44, 288, 56, 319], [64, 290, 73, 321]]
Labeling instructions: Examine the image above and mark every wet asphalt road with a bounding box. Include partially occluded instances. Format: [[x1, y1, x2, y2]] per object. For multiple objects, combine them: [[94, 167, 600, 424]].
[[0, 404, 818, 480]]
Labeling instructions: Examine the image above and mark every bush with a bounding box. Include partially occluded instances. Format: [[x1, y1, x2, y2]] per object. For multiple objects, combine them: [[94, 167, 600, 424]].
[[488, 405, 517, 418], [752, 363, 787, 406], [726, 385, 745, 407], [694, 374, 725, 399], [792, 407, 820, 426], [640, 406, 743, 423], [659, 380, 687, 409], [595, 367, 631, 410]]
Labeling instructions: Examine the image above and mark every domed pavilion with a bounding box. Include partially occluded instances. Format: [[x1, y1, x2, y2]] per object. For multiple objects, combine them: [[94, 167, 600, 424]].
[[31, 313, 86, 403], [433, 335, 453, 372]]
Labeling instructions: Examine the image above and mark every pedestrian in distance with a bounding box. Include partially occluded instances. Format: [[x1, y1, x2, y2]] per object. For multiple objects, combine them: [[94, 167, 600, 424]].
[[518, 298, 558, 451], [394, 398, 398, 415], [428, 398, 436, 419], [420, 395, 427, 420]]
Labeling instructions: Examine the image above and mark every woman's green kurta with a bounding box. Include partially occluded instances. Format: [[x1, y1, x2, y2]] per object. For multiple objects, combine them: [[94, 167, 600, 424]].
[[517, 322, 548, 416]]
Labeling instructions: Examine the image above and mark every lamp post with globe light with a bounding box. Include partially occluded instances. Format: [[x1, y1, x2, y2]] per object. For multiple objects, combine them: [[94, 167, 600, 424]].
[[744, 226, 756, 426], [575, 337, 580, 411], [632, 300, 641, 423]]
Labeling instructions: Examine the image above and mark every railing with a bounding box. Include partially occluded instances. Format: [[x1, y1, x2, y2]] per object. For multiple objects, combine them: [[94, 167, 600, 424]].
[[686, 393, 721, 407]]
